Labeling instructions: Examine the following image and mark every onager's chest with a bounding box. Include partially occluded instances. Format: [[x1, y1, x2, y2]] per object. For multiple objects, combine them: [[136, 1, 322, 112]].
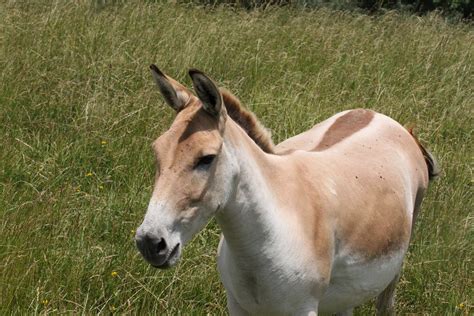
[[217, 236, 324, 315]]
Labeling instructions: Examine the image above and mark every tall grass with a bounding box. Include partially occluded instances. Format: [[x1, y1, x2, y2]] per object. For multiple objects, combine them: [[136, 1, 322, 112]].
[[1, 1, 472, 314]]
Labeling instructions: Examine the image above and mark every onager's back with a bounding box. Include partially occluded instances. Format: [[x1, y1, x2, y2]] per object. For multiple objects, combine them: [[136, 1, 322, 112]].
[[135, 66, 439, 315]]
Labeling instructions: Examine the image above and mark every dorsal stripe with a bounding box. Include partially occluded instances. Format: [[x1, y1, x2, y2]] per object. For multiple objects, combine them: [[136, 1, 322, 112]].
[[313, 109, 374, 151]]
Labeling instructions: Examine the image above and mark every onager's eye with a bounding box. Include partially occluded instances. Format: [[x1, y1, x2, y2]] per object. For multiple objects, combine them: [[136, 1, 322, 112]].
[[194, 155, 216, 170]]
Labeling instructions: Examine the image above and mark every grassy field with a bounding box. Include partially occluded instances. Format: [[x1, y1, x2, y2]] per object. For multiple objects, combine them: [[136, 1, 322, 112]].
[[1, 1, 472, 314]]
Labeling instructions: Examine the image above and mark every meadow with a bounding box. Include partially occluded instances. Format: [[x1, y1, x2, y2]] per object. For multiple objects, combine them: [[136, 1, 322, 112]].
[[1, 1, 472, 314]]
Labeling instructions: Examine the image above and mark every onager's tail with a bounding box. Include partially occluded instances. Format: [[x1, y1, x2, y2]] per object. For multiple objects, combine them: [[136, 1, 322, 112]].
[[408, 128, 440, 181]]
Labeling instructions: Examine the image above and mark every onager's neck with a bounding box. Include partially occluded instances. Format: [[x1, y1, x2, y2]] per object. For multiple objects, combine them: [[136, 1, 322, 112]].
[[215, 119, 331, 303], [216, 119, 288, 259]]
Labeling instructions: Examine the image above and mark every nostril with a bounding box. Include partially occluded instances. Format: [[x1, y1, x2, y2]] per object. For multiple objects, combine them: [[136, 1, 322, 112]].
[[156, 238, 167, 255]]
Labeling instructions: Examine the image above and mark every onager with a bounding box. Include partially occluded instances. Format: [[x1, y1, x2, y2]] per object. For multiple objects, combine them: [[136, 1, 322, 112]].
[[135, 65, 439, 315]]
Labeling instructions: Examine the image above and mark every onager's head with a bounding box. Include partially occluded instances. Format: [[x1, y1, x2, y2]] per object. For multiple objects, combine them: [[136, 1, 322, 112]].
[[135, 65, 238, 269]]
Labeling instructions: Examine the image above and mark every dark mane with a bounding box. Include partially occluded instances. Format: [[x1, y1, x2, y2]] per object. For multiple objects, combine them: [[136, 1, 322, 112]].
[[220, 89, 275, 154]]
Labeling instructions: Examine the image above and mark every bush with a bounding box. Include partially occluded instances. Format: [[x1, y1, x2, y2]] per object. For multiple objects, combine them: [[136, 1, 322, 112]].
[[354, 0, 473, 18], [192, 0, 473, 18]]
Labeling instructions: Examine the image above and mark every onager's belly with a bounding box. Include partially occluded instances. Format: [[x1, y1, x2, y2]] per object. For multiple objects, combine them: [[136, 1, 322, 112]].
[[318, 250, 406, 313], [219, 235, 406, 315]]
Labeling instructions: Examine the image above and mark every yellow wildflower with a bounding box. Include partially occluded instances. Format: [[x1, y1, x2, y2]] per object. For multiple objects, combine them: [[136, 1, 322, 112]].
[[457, 302, 465, 309], [111, 271, 118, 277], [99, 185, 104, 190], [85, 172, 93, 177], [42, 299, 48, 305], [101, 140, 107, 145]]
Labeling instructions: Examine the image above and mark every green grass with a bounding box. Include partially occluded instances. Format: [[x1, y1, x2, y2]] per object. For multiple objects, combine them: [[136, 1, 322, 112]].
[[1, 1, 472, 314]]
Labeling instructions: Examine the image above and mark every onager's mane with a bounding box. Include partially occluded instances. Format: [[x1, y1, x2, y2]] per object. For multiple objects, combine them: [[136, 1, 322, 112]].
[[220, 89, 275, 154]]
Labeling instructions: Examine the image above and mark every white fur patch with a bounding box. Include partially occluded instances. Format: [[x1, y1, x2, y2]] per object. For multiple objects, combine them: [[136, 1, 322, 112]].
[[318, 251, 405, 313]]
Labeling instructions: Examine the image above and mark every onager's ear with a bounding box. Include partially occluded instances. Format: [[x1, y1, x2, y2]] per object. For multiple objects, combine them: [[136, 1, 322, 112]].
[[188, 69, 223, 117], [150, 64, 191, 111]]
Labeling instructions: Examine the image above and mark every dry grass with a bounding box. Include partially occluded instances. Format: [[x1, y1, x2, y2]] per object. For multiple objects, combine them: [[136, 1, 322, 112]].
[[1, 1, 472, 314]]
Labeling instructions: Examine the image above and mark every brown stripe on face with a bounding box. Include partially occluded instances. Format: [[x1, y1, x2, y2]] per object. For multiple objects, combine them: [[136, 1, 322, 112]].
[[313, 109, 374, 151]]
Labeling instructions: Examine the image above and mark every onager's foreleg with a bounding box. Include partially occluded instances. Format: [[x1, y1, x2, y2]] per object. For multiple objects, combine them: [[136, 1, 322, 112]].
[[335, 308, 353, 316]]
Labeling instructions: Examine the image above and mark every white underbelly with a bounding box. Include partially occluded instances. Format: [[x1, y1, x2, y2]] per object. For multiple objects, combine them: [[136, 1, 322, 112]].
[[319, 250, 406, 313], [218, 236, 407, 314]]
